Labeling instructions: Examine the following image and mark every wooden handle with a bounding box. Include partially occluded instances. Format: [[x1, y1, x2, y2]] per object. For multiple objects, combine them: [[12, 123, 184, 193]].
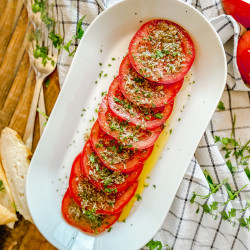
[[38, 87, 47, 136], [23, 76, 43, 150]]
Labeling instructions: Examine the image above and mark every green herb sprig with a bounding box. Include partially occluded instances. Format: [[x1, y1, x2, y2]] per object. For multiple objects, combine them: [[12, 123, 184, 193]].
[[0, 180, 5, 192], [190, 170, 249, 230]]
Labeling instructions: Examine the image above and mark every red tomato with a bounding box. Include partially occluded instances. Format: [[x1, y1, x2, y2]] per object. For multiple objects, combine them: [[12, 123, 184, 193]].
[[222, 0, 250, 29], [98, 96, 162, 150], [61, 189, 121, 235], [69, 154, 138, 214], [108, 76, 174, 130], [128, 19, 195, 84], [81, 140, 143, 192], [119, 55, 183, 107], [237, 30, 250, 84], [90, 121, 152, 172]]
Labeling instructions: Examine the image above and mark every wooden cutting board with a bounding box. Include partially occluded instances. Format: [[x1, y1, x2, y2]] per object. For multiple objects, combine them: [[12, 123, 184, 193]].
[[0, 0, 59, 249]]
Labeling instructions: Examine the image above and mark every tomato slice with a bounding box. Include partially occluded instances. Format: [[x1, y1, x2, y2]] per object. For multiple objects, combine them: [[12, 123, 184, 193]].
[[69, 154, 138, 214], [108, 76, 174, 130], [62, 189, 121, 235], [128, 19, 195, 84], [119, 55, 183, 107], [237, 30, 250, 84], [98, 96, 162, 150], [81, 140, 143, 192], [90, 121, 152, 172]]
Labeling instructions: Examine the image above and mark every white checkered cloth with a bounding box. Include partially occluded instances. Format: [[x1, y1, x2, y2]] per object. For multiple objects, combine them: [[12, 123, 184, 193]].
[[55, 0, 250, 249]]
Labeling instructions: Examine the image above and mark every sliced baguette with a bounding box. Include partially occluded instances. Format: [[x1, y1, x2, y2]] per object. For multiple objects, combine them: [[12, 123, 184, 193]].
[[0, 127, 33, 222], [0, 160, 17, 226]]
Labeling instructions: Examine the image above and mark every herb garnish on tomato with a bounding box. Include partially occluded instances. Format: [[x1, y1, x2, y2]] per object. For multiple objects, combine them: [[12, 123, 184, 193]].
[[119, 56, 183, 107], [128, 19, 195, 84], [90, 121, 152, 172], [108, 76, 174, 129], [81, 140, 142, 192]]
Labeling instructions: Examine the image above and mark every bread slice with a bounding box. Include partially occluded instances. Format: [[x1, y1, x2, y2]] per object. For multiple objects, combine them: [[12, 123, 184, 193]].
[[0, 203, 17, 225], [0, 160, 17, 227], [0, 127, 33, 222]]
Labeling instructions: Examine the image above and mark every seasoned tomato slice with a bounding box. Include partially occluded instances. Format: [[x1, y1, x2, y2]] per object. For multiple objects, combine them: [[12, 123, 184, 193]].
[[62, 189, 121, 235], [90, 121, 152, 172], [108, 76, 174, 130], [119, 55, 183, 107], [69, 154, 138, 215], [128, 19, 195, 84], [98, 96, 162, 150], [81, 140, 142, 192]]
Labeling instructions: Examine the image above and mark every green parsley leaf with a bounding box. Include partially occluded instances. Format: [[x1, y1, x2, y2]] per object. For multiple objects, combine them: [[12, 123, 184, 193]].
[[146, 240, 162, 250], [73, 15, 86, 39], [223, 183, 248, 205], [210, 201, 218, 211], [41, 12, 54, 29], [190, 192, 196, 204], [217, 101, 225, 111], [63, 40, 72, 52], [226, 160, 238, 174], [32, 0, 45, 13], [154, 113, 163, 119], [135, 194, 142, 201], [48, 30, 63, 48], [238, 216, 250, 230], [244, 167, 250, 180], [201, 203, 211, 214], [89, 153, 96, 163], [0, 180, 5, 192]]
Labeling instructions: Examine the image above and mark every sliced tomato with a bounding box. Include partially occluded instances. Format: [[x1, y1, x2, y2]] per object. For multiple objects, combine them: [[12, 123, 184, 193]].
[[119, 55, 183, 107], [222, 0, 250, 29], [98, 96, 162, 150], [90, 121, 152, 172], [128, 19, 195, 84], [237, 30, 250, 84], [69, 154, 138, 214], [108, 76, 174, 130], [62, 189, 121, 235], [81, 140, 142, 192]]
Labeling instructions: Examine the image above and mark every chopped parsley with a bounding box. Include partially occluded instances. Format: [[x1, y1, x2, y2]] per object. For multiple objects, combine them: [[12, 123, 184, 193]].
[[217, 101, 225, 111], [48, 30, 63, 48], [33, 44, 54, 66], [135, 194, 142, 201]]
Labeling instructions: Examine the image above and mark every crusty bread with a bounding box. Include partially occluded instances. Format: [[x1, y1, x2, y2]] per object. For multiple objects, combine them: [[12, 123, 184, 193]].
[[0, 160, 17, 227], [0, 204, 17, 225], [0, 127, 33, 222]]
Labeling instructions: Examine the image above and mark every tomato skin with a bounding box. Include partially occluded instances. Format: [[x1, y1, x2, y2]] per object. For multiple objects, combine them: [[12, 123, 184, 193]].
[[128, 19, 195, 84], [108, 76, 174, 130], [69, 153, 138, 214], [237, 30, 250, 84], [81, 140, 143, 192], [98, 96, 162, 150], [119, 55, 183, 108], [90, 121, 152, 172], [61, 189, 121, 235], [222, 0, 250, 29]]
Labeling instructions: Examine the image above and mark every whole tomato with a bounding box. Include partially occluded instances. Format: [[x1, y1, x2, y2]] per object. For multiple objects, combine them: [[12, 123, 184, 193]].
[[222, 0, 250, 28], [237, 30, 250, 84]]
